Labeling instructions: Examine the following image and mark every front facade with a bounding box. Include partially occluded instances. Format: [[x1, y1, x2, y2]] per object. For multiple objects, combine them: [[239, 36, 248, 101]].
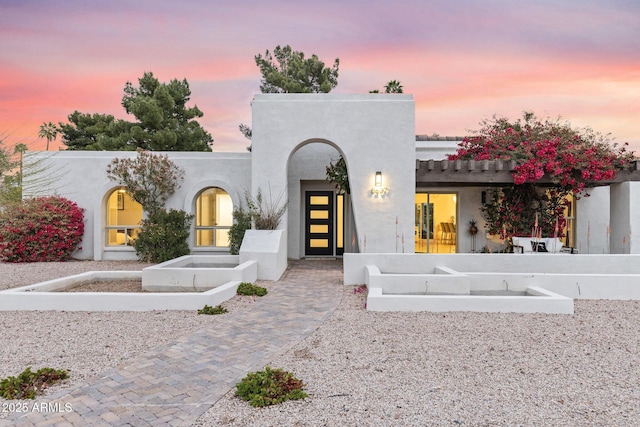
[[25, 94, 640, 260]]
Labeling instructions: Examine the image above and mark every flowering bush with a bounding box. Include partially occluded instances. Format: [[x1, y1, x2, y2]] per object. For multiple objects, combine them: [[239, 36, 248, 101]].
[[106, 150, 184, 217], [449, 112, 635, 239], [481, 185, 568, 239], [0, 196, 84, 262]]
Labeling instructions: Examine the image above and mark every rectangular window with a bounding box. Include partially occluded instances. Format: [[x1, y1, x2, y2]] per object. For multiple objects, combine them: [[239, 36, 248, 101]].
[[310, 224, 329, 233], [310, 196, 329, 205], [310, 210, 329, 219], [310, 239, 329, 248], [336, 194, 344, 251]]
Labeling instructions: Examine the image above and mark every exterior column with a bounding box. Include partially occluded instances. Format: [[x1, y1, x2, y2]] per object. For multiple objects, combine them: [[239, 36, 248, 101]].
[[576, 187, 610, 254], [610, 182, 640, 254]]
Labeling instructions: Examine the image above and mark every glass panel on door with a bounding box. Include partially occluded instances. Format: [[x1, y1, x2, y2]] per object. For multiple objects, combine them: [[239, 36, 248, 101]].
[[305, 191, 334, 256]]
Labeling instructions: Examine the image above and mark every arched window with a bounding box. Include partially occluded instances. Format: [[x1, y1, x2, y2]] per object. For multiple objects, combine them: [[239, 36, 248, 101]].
[[195, 187, 233, 247], [105, 188, 143, 247]]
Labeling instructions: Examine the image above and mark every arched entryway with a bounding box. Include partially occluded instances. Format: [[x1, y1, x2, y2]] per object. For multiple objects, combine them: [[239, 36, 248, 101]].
[[251, 94, 417, 259], [287, 141, 357, 259]]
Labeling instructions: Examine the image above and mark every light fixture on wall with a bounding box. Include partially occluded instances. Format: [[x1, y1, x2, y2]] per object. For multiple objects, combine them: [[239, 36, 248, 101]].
[[370, 171, 388, 196]]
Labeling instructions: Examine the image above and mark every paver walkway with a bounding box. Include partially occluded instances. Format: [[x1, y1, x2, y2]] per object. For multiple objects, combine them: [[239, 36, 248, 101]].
[[4, 259, 343, 426]]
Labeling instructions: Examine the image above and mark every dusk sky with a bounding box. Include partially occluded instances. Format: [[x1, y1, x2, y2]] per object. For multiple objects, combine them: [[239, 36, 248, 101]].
[[1, 0, 639, 153]]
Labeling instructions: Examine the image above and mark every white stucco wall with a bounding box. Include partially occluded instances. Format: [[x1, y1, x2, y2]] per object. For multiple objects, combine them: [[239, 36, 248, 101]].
[[415, 140, 461, 161], [575, 187, 610, 254], [252, 94, 416, 256], [24, 151, 251, 260], [610, 182, 640, 254]]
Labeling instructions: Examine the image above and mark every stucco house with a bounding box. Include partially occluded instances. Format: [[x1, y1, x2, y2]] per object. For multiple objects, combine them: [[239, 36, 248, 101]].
[[26, 94, 640, 261]]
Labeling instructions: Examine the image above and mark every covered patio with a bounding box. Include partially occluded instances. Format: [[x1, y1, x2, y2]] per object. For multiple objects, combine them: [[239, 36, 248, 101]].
[[415, 158, 640, 255]]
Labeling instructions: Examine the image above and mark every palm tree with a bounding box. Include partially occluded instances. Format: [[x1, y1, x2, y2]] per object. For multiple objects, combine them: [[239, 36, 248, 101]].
[[384, 80, 403, 94], [38, 122, 58, 151]]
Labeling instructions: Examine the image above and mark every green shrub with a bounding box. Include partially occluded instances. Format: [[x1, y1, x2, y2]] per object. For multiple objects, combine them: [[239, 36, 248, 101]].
[[235, 366, 307, 407], [133, 209, 193, 263], [325, 155, 350, 194], [0, 196, 84, 262], [198, 304, 228, 315], [228, 207, 251, 255], [0, 367, 69, 400], [236, 282, 267, 296]]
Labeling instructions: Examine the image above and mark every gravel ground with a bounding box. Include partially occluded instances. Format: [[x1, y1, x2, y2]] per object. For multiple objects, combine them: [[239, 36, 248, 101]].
[[0, 260, 152, 291], [2, 261, 640, 426], [0, 260, 273, 420], [199, 293, 640, 426], [58, 279, 145, 292]]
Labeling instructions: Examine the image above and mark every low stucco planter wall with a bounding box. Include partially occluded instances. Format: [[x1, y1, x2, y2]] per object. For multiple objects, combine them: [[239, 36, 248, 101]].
[[0, 271, 242, 311], [141, 255, 257, 291], [239, 229, 287, 281]]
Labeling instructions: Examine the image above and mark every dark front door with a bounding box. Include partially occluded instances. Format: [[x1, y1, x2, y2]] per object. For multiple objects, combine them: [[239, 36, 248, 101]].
[[305, 191, 334, 256]]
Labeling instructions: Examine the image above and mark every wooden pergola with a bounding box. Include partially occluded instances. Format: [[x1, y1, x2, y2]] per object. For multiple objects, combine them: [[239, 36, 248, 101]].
[[415, 159, 640, 188]]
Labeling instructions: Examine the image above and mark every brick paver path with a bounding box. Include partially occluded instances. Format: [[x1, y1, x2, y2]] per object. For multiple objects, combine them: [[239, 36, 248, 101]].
[[4, 259, 342, 426]]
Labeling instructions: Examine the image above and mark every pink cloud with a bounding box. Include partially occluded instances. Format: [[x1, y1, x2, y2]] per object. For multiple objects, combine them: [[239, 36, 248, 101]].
[[1, 0, 639, 155]]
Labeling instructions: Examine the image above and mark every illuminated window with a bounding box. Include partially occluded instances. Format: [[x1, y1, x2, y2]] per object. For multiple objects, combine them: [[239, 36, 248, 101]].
[[105, 188, 143, 247], [563, 193, 576, 249], [415, 192, 458, 254], [195, 187, 233, 247]]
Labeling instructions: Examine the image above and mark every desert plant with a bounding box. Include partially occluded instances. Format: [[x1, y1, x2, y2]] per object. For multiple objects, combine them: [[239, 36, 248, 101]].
[[0, 196, 84, 262], [236, 282, 268, 296], [107, 151, 192, 262], [198, 304, 228, 315], [235, 366, 307, 407], [106, 150, 184, 218], [14, 150, 69, 203], [228, 207, 252, 255], [133, 209, 193, 263], [245, 187, 287, 230], [0, 367, 69, 400]]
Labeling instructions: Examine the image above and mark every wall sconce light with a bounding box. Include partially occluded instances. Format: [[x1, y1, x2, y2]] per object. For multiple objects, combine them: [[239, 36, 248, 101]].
[[371, 171, 388, 196]]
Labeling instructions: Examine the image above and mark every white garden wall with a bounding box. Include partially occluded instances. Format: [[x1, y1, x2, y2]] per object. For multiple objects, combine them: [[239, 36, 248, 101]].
[[24, 151, 251, 260]]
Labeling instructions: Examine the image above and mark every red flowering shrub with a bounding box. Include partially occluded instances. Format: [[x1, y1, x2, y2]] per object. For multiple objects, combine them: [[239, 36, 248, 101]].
[[0, 196, 84, 262], [449, 112, 635, 239], [481, 185, 568, 239]]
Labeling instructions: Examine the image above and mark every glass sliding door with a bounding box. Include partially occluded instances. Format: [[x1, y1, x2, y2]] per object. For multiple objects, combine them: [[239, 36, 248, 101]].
[[415, 193, 458, 253]]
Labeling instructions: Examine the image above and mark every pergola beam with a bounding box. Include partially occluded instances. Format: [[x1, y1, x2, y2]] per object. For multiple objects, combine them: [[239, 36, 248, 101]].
[[415, 159, 640, 188]]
